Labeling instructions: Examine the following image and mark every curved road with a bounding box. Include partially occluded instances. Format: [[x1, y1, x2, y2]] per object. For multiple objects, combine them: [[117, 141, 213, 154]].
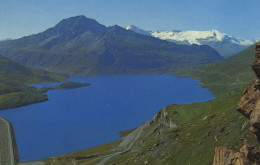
[[97, 121, 149, 165]]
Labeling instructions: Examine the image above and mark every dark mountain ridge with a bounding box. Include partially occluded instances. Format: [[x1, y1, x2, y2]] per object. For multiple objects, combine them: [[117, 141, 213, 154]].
[[0, 16, 223, 75]]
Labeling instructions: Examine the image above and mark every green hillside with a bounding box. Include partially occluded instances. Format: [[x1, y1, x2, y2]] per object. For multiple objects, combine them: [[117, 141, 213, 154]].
[[178, 44, 255, 96], [105, 91, 257, 165], [0, 54, 67, 110]]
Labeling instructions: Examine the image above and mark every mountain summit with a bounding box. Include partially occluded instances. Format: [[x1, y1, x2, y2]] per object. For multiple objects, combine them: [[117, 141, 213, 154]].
[[126, 25, 256, 58], [50, 15, 107, 37], [0, 16, 223, 75]]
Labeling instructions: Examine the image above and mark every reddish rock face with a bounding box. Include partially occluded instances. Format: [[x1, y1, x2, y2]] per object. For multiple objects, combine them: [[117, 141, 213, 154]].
[[240, 143, 260, 163], [237, 79, 260, 118], [237, 42, 260, 140], [212, 146, 251, 165], [212, 144, 260, 165]]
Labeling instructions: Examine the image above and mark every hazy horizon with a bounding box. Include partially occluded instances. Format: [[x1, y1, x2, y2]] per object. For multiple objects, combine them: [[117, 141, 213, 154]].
[[0, 0, 259, 40]]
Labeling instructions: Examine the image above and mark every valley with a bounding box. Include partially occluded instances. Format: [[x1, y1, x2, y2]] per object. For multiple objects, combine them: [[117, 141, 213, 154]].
[[0, 2, 259, 164]]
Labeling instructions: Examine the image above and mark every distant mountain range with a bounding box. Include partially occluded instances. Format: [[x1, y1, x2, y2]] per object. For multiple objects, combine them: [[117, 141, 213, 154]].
[[0, 16, 223, 76], [126, 25, 257, 58]]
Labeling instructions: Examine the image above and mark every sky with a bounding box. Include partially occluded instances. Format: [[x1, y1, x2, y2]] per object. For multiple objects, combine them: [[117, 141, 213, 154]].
[[0, 0, 259, 40]]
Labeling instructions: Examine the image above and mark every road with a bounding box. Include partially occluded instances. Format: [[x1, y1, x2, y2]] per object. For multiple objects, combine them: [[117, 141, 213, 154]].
[[0, 117, 17, 165], [96, 121, 149, 165]]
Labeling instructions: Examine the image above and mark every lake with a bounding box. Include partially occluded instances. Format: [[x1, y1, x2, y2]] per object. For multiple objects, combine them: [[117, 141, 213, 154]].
[[0, 75, 214, 162]]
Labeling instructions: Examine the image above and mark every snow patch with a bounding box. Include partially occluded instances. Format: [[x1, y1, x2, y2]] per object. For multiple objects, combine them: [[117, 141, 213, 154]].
[[125, 26, 131, 30]]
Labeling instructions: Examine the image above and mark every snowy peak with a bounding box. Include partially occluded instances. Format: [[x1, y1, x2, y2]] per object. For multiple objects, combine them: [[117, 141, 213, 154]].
[[151, 29, 254, 46], [125, 25, 256, 58]]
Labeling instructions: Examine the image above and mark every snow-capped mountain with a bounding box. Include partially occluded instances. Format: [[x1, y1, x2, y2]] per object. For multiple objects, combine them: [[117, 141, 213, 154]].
[[125, 25, 256, 58]]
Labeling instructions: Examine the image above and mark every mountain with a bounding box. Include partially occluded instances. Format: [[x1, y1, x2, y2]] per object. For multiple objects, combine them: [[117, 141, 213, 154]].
[[126, 25, 256, 58], [0, 54, 66, 109], [0, 16, 223, 76]]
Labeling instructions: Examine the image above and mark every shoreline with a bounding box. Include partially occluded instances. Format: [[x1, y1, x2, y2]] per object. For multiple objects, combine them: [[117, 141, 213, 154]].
[[1, 74, 213, 163]]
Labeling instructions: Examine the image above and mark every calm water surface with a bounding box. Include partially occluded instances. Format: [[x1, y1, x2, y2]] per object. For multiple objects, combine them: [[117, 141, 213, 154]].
[[0, 75, 214, 162]]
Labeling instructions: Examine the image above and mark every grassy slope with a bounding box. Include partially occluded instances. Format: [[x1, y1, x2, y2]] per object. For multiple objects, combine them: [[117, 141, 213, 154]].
[[178, 44, 255, 96], [0, 55, 67, 110], [107, 91, 258, 165]]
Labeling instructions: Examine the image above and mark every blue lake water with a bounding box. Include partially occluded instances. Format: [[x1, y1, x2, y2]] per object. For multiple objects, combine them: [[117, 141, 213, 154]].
[[0, 75, 214, 162]]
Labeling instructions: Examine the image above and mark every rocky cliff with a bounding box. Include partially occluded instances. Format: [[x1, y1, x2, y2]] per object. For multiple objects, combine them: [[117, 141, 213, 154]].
[[212, 144, 260, 165], [212, 42, 260, 165], [238, 42, 260, 140]]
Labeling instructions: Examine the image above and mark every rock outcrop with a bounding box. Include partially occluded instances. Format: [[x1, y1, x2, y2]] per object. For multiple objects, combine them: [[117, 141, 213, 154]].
[[212, 146, 251, 165], [150, 107, 178, 136], [213, 144, 260, 165]]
